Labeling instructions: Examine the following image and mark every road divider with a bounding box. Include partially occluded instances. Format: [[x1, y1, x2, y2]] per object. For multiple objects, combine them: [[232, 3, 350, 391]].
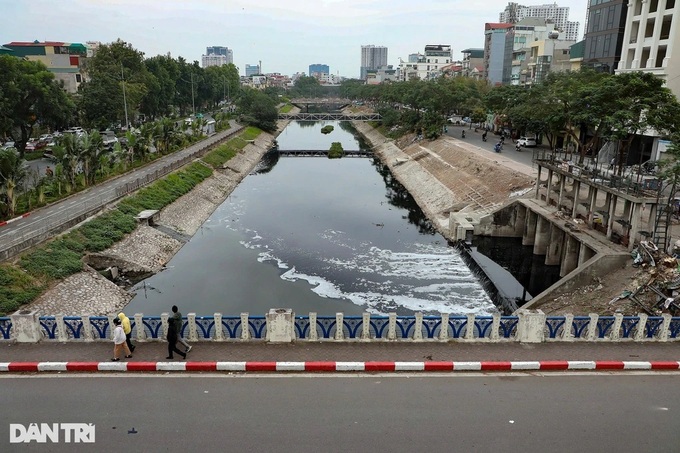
[[1, 360, 679, 373]]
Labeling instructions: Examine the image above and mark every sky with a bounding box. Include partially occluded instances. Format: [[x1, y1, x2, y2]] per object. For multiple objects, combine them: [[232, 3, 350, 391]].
[[1, 0, 587, 79]]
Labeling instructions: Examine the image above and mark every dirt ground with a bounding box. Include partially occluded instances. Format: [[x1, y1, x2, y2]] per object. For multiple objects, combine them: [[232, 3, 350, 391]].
[[537, 252, 680, 316]]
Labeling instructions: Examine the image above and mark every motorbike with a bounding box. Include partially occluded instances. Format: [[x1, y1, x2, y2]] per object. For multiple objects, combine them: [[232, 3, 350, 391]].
[[516, 143, 522, 152], [482, 134, 487, 142], [494, 143, 501, 153], [461, 130, 466, 138]]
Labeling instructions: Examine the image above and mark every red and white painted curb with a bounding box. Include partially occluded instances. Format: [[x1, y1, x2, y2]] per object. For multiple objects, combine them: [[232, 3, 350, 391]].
[[0, 212, 31, 227], [0, 360, 679, 373]]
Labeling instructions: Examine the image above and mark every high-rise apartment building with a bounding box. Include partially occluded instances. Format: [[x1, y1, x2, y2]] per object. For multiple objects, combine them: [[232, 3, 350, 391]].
[[582, 0, 627, 73], [309, 64, 330, 77], [360, 45, 388, 80], [201, 46, 233, 68], [499, 2, 580, 41], [245, 64, 261, 77]]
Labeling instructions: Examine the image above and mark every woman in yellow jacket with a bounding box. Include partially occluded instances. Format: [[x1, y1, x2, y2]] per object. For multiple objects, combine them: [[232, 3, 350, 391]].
[[117, 313, 135, 353]]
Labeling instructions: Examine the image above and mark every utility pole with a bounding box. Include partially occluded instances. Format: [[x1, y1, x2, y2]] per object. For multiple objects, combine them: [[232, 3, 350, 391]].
[[191, 72, 196, 115], [121, 64, 129, 130]]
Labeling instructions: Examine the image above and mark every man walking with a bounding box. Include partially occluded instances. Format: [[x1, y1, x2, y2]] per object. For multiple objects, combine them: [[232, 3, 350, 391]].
[[171, 305, 192, 353], [166, 319, 186, 360]]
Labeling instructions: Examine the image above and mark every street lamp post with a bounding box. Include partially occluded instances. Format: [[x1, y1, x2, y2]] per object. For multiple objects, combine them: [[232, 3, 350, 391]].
[[121, 64, 129, 130]]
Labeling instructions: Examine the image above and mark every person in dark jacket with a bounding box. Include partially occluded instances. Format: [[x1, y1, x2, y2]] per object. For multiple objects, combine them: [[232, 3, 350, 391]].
[[166, 319, 187, 360]]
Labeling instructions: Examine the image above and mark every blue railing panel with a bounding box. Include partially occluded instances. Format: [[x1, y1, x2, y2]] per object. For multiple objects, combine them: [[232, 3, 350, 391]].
[[596, 316, 616, 339], [369, 317, 390, 339], [294, 317, 311, 339], [448, 316, 468, 339], [422, 317, 442, 339], [195, 316, 215, 339], [474, 317, 493, 339], [670, 317, 680, 339], [89, 317, 109, 339], [248, 317, 267, 339], [545, 317, 566, 339], [39, 316, 57, 340], [142, 317, 163, 339], [571, 317, 591, 339], [499, 317, 519, 339], [63, 316, 84, 339], [620, 317, 640, 338], [221, 317, 243, 339], [396, 317, 416, 339], [645, 317, 664, 339], [316, 317, 337, 339], [0, 317, 12, 340], [342, 317, 363, 339]]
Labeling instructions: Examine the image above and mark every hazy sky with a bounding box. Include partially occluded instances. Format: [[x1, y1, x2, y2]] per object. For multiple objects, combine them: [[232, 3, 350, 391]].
[[2, 0, 587, 78]]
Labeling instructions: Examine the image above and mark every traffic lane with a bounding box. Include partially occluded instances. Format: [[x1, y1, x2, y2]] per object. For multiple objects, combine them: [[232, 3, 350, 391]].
[[445, 125, 538, 168], [1, 374, 678, 452]]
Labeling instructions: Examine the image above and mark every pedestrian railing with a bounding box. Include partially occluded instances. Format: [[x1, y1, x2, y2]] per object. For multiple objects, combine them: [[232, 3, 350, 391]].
[[1, 311, 679, 343]]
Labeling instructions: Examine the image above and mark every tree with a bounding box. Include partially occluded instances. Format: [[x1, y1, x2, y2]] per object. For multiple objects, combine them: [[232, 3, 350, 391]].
[[236, 88, 278, 132], [0, 149, 27, 217], [0, 55, 74, 156]]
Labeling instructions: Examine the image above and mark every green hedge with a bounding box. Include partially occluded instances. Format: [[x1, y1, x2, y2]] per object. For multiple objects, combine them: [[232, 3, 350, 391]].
[[203, 127, 263, 168]]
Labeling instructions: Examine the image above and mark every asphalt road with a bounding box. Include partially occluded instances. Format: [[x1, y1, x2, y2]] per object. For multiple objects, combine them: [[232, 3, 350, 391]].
[[445, 124, 539, 169], [1, 373, 678, 452]]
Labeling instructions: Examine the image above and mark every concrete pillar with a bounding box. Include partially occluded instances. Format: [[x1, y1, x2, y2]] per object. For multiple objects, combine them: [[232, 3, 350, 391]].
[[571, 180, 581, 218], [634, 313, 648, 341], [517, 309, 546, 343], [335, 313, 344, 340], [55, 314, 67, 342], [514, 204, 527, 237], [413, 312, 423, 341], [563, 314, 574, 341], [82, 315, 94, 341], [560, 235, 580, 277], [465, 314, 476, 340], [266, 308, 294, 343], [535, 166, 543, 200], [439, 313, 450, 340], [648, 203, 658, 227], [310, 312, 319, 341], [10, 310, 42, 343], [523, 209, 538, 246], [545, 224, 565, 266], [490, 313, 501, 341], [533, 216, 550, 255], [187, 313, 198, 341], [622, 199, 632, 219], [161, 312, 170, 339], [240, 313, 250, 340], [606, 195, 618, 240], [546, 169, 554, 205], [611, 314, 623, 341], [587, 186, 596, 227], [361, 312, 370, 340], [659, 314, 672, 341], [387, 313, 397, 340], [214, 313, 223, 341], [629, 203, 641, 251], [557, 176, 566, 210], [586, 313, 599, 341], [134, 313, 144, 341], [578, 244, 595, 266]]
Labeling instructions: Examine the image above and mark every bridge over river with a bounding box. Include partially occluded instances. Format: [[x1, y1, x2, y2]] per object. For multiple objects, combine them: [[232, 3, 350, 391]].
[[277, 149, 372, 157], [278, 112, 382, 121]]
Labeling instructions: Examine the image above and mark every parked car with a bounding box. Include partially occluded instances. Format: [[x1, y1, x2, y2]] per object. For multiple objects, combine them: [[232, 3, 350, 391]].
[[101, 130, 119, 148], [517, 136, 537, 147], [25, 139, 47, 152], [1, 141, 15, 150]]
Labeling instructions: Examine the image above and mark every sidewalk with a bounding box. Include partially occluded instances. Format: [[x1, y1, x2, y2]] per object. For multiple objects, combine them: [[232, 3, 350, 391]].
[[1, 341, 678, 373]]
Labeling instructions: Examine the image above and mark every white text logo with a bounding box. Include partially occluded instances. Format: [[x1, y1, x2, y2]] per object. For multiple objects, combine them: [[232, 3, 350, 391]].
[[9, 423, 95, 443]]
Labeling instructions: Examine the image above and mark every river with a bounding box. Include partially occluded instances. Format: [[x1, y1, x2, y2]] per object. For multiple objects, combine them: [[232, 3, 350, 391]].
[[125, 121, 496, 316]]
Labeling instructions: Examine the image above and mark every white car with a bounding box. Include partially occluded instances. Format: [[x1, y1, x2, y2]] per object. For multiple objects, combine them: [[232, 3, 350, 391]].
[[1, 141, 16, 150], [517, 136, 537, 147]]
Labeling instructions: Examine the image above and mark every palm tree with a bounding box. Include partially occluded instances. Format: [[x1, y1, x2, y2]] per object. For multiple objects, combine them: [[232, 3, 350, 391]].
[[0, 148, 27, 217], [53, 134, 80, 191]]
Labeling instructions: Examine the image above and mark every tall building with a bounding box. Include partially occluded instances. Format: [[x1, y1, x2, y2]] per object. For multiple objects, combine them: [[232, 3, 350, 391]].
[[582, 0, 627, 73], [484, 23, 514, 85], [245, 64, 261, 77], [397, 45, 453, 81], [309, 64, 330, 78], [201, 46, 233, 68], [499, 2, 580, 41], [617, 0, 680, 99], [360, 45, 388, 80], [3, 41, 89, 93]]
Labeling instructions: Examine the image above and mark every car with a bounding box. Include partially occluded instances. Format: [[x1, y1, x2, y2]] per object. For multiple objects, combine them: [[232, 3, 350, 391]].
[[25, 139, 47, 152], [517, 136, 537, 147], [1, 141, 15, 150]]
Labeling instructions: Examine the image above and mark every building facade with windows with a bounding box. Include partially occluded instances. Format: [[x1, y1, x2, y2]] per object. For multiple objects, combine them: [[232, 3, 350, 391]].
[[3, 41, 89, 93], [201, 46, 233, 68], [499, 2, 581, 41], [245, 64, 261, 77], [616, 0, 680, 98], [582, 0, 627, 73], [360, 45, 388, 80], [309, 64, 330, 79], [484, 23, 514, 85]]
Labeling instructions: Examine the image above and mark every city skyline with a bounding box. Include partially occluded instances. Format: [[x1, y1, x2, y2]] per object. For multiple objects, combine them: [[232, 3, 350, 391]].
[[2, 0, 587, 78]]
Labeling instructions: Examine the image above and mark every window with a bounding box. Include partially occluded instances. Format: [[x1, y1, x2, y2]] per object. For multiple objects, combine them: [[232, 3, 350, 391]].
[[667, 0, 675, 9], [660, 15, 672, 39], [75, 74, 82, 83], [606, 6, 616, 28], [650, 0, 658, 13], [655, 46, 667, 67]]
